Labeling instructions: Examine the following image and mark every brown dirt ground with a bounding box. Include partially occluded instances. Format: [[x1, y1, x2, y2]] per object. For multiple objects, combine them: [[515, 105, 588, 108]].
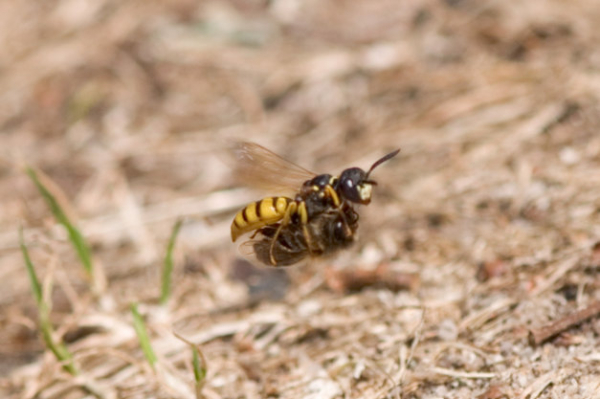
[[1, 0, 599, 398]]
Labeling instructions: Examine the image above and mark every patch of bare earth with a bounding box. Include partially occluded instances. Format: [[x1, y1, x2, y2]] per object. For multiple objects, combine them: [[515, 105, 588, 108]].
[[1, 0, 599, 398]]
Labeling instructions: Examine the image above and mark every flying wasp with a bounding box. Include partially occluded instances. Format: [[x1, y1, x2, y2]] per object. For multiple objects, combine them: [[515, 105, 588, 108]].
[[230, 142, 399, 266]]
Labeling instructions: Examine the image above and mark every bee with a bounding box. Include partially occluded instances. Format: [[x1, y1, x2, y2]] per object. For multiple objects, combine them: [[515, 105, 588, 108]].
[[231, 142, 399, 266], [251, 203, 360, 266]]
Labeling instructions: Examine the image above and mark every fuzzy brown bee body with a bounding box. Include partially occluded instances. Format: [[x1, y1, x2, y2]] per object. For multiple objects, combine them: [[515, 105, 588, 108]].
[[253, 204, 359, 266], [230, 142, 399, 267]]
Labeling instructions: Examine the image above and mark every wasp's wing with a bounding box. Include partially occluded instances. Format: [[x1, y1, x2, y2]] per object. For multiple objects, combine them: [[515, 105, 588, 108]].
[[232, 142, 315, 195]]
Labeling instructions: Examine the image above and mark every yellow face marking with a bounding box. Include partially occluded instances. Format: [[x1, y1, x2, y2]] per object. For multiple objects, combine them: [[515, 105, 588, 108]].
[[358, 184, 372, 202]]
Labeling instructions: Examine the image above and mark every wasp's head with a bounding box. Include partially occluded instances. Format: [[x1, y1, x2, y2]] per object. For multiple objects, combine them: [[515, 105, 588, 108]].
[[339, 167, 373, 204], [338, 149, 400, 205]]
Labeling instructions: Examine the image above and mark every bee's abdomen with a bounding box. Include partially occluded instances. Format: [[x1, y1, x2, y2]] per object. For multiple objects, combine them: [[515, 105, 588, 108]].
[[231, 197, 292, 242]]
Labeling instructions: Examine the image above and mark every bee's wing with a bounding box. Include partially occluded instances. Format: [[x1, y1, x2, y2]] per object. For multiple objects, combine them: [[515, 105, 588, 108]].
[[232, 142, 316, 196], [237, 231, 310, 267], [237, 236, 273, 267], [238, 242, 311, 268], [238, 239, 260, 260]]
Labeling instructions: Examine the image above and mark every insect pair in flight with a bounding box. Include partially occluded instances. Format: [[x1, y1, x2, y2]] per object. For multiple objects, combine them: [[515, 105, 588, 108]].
[[230, 142, 400, 267]]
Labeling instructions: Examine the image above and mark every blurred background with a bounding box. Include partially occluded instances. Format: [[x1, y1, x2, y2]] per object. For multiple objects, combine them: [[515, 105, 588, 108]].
[[1, 1, 600, 398]]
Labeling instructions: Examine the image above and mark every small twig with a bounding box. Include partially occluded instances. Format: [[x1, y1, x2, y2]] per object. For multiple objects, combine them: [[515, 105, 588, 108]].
[[459, 297, 517, 332], [529, 256, 579, 297], [528, 300, 600, 346], [518, 370, 559, 399], [430, 367, 495, 379]]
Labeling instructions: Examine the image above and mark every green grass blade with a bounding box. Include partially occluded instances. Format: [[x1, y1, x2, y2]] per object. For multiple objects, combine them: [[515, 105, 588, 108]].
[[20, 231, 78, 375], [160, 219, 183, 305], [192, 347, 207, 387], [39, 317, 78, 375], [26, 167, 94, 277], [20, 228, 42, 306], [131, 303, 157, 368], [173, 332, 207, 398]]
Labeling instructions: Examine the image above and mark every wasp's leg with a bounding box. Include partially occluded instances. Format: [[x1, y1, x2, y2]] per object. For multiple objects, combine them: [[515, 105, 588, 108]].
[[320, 183, 348, 237], [292, 201, 320, 256], [325, 184, 355, 236], [324, 185, 341, 207], [302, 223, 319, 255], [268, 201, 300, 265]]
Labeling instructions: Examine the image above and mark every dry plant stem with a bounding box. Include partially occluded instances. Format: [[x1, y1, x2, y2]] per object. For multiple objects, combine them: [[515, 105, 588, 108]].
[[430, 367, 495, 379], [528, 300, 600, 346], [518, 370, 559, 399]]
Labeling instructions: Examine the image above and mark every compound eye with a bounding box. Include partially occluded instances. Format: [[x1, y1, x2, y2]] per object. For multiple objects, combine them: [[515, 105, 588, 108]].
[[340, 180, 360, 202], [339, 168, 366, 203]]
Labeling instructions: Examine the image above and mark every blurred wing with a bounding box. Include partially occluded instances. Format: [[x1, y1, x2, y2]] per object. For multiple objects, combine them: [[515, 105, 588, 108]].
[[232, 142, 315, 195], [238, 239, 259, 260], [237, 236, 271, 267], [237, 237, 310, 268]]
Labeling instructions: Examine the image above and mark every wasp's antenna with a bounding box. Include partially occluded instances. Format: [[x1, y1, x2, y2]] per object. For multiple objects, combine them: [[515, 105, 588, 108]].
[[366, 148, 400, 178]]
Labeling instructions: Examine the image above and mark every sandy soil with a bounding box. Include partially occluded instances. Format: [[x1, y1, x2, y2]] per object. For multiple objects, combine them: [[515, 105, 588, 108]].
[[1, 1, 599, 398]]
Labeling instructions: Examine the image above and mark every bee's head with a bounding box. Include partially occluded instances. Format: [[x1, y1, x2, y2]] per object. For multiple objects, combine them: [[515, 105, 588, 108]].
[[338, 149, 400, 205]]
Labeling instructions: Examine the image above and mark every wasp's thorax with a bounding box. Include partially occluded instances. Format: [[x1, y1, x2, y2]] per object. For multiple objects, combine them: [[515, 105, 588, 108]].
[[300, 170, 374, 205]]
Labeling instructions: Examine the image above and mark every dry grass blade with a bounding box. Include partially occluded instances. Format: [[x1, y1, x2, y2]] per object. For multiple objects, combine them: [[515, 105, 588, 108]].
[[20, 230, 78, 375], [429, 367, 495, 379], [25, 167, 95, 282], [518, 370, 560, 399], [131, 303, 158, 369], [3, 1, 600, 398], [161, 219, 183, 305]]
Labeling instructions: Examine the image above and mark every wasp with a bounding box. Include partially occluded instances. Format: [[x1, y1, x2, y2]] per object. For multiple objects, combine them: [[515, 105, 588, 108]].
[[230, 142, 399, 266]]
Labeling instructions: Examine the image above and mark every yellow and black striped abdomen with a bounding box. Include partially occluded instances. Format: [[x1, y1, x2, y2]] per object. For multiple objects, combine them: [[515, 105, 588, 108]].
[[231, 197, 293, 242]]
